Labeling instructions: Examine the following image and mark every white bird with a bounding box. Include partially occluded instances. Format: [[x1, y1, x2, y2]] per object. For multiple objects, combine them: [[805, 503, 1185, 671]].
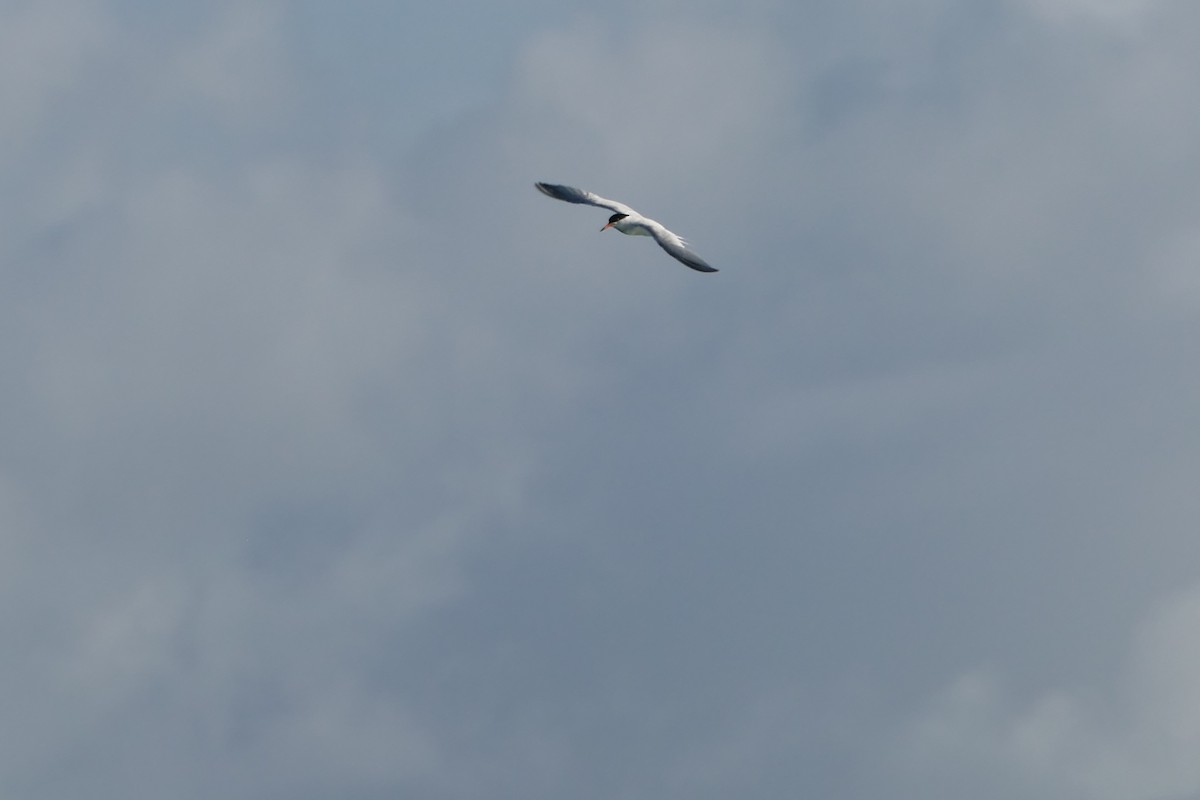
[[535, 182, 718, 273]]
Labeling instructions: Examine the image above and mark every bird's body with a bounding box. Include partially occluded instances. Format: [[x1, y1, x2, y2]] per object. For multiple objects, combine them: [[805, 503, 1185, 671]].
[[534, 182, 717, 273]]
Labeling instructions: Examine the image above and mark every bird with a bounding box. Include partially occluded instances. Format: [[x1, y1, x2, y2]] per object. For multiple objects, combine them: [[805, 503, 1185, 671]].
[[534, 182, 717, 273]]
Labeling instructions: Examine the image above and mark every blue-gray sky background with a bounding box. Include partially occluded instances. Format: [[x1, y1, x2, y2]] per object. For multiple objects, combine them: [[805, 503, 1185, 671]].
[[4, 1, 1200, 797]]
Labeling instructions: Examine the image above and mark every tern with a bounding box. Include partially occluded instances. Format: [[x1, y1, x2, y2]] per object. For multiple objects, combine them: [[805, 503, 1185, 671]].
[[535, 182, 717, 273]]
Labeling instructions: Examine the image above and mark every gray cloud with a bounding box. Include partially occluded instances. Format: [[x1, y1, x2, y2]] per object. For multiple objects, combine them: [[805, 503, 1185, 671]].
[[3, 1, 1200, 798], [900, 584, 1200, 799]]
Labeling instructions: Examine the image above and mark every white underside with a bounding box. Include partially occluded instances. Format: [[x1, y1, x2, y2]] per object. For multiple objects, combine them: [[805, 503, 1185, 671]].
[[612, 218, 653, 237]]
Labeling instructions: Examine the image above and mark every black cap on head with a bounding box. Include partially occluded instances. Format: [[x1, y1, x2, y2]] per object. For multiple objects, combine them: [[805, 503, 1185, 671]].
[[607, 213, 628, 223]]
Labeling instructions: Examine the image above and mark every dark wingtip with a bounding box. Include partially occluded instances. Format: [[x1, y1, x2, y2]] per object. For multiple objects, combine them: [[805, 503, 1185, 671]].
[[682, 256, 718, 273]]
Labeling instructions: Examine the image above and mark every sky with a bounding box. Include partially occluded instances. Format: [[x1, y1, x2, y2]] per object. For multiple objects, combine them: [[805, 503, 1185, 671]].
[[3, 0, 1200, 797]]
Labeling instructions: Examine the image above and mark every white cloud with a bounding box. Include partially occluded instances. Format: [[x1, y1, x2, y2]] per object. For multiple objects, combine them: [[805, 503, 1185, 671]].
[[513, 16, 796, 195], [171, 3, 293, 123], [0, 1, 111, 151], [1018, 0, 1165, 26], [901, 584, 1200, 800]]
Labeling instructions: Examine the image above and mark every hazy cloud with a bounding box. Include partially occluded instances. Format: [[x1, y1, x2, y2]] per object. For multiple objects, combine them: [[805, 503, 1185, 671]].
[[901, 583, 1200, 800], [3, 1, 1199, 798]]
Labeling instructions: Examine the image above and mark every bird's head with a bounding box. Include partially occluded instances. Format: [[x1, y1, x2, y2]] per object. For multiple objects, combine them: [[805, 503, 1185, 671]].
[[601, 213, 628, 231]]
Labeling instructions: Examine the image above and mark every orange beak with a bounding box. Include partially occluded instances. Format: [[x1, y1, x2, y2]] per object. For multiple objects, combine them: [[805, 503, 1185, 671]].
[[600, 222, 613, 231]]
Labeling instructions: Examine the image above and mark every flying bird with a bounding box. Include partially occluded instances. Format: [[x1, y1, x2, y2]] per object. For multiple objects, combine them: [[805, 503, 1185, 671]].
[[535, 182, 717, 273]]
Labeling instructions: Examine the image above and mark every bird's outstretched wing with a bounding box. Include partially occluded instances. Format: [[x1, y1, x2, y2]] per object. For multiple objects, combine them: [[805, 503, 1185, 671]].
[[535, 182, 637, 216], [648, 223, 718, 273]]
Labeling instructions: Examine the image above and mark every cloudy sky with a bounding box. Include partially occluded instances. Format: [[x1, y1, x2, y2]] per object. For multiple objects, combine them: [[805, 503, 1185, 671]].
[[4, 0, 1200, 797]]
